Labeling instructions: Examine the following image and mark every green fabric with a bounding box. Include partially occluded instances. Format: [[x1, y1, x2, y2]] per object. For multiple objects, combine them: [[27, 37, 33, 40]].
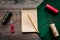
[[37, 0, 60, 40]]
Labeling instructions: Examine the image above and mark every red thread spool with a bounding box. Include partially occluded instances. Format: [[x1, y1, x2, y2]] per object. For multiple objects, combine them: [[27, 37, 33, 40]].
[[10, 23, 14, 33], [45, 4, 59, 14]]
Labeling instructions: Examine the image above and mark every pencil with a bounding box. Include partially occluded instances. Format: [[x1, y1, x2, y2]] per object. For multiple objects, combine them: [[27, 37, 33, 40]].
[[27, 14, 39, 33]]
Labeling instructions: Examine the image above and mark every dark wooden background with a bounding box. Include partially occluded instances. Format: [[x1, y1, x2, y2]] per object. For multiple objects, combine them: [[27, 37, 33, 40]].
[[0, 10, 41, 40], [0, 0, 43, 40]]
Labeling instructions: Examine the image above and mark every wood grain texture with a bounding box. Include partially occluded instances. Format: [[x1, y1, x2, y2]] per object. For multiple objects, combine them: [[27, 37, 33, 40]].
[[0, 10, 41, 40], [0, 0, 44, 40]]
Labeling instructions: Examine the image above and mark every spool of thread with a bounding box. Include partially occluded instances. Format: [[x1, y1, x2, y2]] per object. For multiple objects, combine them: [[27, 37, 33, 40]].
[[50, 23, 59, 37], [10, 23, 14, 33], [45, 4, 59, 14], [10, 20, 14, 33], [2, 11, 12, 25]]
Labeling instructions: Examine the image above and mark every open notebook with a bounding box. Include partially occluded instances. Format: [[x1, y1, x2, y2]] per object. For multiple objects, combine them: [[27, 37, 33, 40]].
[[21, 9, 38, 32]]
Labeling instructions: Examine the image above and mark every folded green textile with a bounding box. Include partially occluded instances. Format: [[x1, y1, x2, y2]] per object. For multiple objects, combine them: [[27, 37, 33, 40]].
[[37, 0, 60, 40]]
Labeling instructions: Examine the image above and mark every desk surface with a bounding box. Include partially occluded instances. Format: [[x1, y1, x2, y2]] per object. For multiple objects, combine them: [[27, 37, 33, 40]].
[[0, 0, 44, 40], [0, 10, 41, 40]]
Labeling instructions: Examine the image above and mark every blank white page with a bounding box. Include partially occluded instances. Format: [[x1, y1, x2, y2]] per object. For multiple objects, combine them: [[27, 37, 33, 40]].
[[21, 9, 38, 32]]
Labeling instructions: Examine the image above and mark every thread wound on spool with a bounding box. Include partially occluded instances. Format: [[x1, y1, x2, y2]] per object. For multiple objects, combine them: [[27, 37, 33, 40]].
[[45, 4, 59, 14], [50, 23, 59, 37], [2, 11, 12, 25]]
